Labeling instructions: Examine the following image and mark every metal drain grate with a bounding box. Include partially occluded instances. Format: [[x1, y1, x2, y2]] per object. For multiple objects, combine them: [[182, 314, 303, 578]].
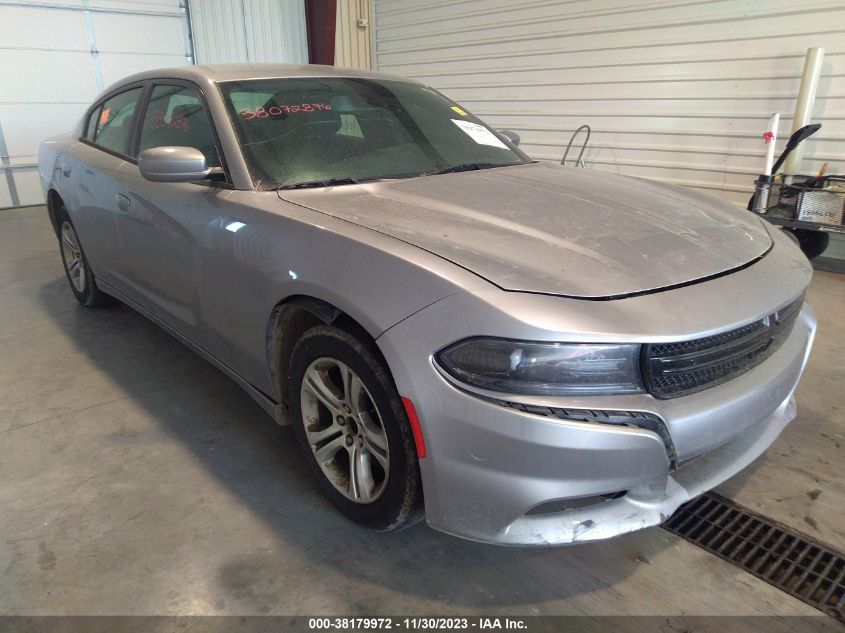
[[664, 492, 845, 621]]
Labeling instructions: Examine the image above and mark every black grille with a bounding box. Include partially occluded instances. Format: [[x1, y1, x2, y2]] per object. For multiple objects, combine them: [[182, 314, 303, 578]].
[[665, 493, 845, 621], [644, 297, 803, 399]]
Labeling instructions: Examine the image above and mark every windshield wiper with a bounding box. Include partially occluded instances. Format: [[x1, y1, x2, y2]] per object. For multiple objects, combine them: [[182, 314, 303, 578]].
[[275, 164, 514, 191], [276, 177, 364, 190], [421, 162, 511, 177]]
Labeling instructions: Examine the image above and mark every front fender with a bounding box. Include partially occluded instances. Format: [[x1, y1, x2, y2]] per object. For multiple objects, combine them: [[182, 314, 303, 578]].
[[211, 191, 494, 397]]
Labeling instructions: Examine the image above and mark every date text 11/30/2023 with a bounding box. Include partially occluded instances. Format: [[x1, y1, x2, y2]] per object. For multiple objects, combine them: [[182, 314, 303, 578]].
[[307, 617, 528, 630]]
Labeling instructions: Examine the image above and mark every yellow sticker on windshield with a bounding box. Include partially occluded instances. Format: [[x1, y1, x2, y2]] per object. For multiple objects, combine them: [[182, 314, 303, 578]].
[[451, 105, 468, 116]]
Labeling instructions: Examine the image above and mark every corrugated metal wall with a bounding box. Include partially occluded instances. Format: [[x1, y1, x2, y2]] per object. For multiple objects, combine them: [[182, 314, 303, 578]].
[[372, 0, 845, 210], [335, 0, 373, 70], [0, 0, 192, 208], [189, 0, 307, 65]]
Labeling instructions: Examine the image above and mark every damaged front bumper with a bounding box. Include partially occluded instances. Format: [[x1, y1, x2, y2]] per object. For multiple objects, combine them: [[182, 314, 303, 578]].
[[378, 301, 816, 546], [487, 393, 797, 545]]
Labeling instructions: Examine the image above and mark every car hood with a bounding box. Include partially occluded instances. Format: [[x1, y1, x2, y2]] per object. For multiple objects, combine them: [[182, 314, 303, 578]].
[[281, 162, 771, 298]]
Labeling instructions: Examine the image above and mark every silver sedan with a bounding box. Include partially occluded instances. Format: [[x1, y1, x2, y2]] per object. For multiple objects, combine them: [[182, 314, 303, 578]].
[[39, 64, 816, 545]]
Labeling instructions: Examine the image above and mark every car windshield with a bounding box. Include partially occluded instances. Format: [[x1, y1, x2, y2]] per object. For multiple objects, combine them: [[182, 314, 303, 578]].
[[218, 77, 530, 190]]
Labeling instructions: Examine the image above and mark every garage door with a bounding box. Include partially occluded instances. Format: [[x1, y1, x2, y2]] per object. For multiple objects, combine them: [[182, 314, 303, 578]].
[[371, 0, 845, 208], [0, 0, 193, 208]]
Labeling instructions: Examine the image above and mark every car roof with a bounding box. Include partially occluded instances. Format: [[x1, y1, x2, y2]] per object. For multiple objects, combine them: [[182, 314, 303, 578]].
[[103, 63, 420, 94]]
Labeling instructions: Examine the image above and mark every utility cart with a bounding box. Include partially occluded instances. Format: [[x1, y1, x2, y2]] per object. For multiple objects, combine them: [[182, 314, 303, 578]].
[[752, 174, 845, 259], [749, 123, 845, 259]]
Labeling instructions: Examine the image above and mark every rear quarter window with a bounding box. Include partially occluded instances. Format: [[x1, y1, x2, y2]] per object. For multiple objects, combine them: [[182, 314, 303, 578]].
[[83, 106, 101, 141]]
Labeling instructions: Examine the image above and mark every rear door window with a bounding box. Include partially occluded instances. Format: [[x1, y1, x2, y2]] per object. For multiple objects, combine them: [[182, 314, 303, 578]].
[[91, 87, 143, 155]]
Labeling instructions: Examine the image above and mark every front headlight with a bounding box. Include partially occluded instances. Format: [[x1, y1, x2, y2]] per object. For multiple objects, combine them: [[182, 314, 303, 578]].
[[435, 338, 644, 396]]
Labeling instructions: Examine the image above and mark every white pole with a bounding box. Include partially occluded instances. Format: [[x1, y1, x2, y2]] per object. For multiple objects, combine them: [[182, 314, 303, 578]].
[[754, 112, 780, 212], [763, 112, 779, 175], [783, 47, 825, 176]]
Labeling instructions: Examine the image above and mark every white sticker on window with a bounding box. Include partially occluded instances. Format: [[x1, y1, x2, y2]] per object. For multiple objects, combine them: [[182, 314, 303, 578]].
[[451, 119, 508, 149]]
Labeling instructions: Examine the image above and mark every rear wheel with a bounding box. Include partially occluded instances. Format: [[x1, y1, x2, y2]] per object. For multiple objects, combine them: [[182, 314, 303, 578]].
[[786, 228, 829, 260], [289, 324, 423, 531], [56, 208, 114, 307]]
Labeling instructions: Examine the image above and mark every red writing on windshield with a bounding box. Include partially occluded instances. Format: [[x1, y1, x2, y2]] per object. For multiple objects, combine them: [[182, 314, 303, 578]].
[[240, 104, 332, 119]]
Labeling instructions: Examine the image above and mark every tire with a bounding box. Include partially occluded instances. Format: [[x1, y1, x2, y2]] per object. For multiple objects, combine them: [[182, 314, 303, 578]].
[[289, 324, 423, 531], [786, 228, 829, 260], [55, 208, 114, 307]]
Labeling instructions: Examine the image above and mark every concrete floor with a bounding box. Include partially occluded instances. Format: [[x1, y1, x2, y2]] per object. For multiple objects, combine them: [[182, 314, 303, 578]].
[[1, 206, 843, 618]]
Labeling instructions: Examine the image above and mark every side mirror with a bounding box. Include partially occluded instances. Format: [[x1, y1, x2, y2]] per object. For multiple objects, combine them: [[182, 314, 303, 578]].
[[498, 129, 521, 146], [138, 146, 211, 182]]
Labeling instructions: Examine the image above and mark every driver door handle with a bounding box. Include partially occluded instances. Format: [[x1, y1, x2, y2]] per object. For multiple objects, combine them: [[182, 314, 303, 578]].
[[115, 193, 130, 212]]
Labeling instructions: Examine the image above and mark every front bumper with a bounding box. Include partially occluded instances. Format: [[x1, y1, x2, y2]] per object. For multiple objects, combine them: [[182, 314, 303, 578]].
[[467, 393, 798, 545], [378, 300, 816, 546]]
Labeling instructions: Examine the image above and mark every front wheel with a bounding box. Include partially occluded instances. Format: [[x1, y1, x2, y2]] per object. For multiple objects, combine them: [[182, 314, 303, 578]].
[[289, 324, 423, 531]]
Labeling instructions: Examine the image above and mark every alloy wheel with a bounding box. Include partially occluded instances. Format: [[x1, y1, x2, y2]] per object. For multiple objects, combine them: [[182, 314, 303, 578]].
[[60, 221, 86, 293], [300, 357, 390, 504]]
